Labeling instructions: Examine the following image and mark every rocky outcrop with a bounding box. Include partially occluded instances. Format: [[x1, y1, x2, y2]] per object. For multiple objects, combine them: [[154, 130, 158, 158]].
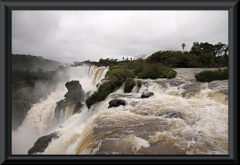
[[108, 99, 126, 108], [55, 80, 85, 119], [73, 102, 83, 114], [28, 132, 60, 155], [141, 92, 154, 98], [64, 80, 85, 104]]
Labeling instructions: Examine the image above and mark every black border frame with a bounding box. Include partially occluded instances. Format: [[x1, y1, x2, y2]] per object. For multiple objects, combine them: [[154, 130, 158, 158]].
[[0, 0, 239, 164]]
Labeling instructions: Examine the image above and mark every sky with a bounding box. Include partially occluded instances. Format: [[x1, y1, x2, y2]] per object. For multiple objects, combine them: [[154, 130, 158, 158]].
[[12, 10, 228, 64]]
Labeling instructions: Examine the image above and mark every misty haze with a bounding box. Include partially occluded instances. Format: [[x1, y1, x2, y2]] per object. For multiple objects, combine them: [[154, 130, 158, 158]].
[[12, 10, 228, 155]]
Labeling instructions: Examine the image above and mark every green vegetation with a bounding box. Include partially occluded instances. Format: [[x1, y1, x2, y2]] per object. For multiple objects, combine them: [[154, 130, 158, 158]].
[[12, 54, 61, 71], [86, 66, 136, 108], [163, 68, 177, 78], [86, 83, 114, 109], [195, 68, 228, 82], [146, 42, 228, 68], [124, 77, 136, 93], [107, 67, 135, 88], [28, 133, 59, 155], [137, 80, 142, 88]]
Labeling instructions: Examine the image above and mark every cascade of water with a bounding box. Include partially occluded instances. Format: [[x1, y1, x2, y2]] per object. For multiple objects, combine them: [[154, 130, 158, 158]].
[[12, 65, 109, 154], [12, 67, 228, 155]]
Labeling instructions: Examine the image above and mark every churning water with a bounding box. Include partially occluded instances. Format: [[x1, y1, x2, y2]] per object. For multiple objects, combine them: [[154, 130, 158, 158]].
[[12, 67, 228, 155]]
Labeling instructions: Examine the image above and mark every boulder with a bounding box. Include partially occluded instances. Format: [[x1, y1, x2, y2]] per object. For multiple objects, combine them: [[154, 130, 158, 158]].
[[141, 92, 154, 98], [28, 132, 60, 155], [64, 80, 85, 104], [108, 99, 126, 108]]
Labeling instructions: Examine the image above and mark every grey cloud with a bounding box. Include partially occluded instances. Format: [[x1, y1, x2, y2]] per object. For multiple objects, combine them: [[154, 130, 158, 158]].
[[12, 10, 228, 63]]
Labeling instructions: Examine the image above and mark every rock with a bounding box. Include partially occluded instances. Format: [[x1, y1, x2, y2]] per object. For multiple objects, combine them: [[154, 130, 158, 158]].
[[108, 99, 126, 108], [28, 132, 60, 155], [129, 101, 139, 107], [182, 82, 202, 97], [141, 92, 154, 98], [165, 111, 182, 119], [86, 91, 92, 98], [73, 102, 83, 114], [55, 80, 85, 119], [64, 80, 85, 104]]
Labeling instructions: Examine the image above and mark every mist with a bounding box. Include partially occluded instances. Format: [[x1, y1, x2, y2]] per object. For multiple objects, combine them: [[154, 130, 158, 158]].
[[12, 65, 105, 154]]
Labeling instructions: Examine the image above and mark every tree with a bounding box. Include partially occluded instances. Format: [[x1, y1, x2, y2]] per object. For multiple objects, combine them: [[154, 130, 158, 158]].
[[190, 42, 200, 56], [181, 43, 186, 52], [122, 57, 124, 61]]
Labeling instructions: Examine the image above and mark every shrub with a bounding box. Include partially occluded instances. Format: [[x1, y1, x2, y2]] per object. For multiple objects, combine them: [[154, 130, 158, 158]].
[[195, 68, 228, 82], [137, 80, 142, 88], [124, 77, 136, 93], [85, 83, 114, 109], [106, 67, 134, 88], [137, 63, 177, 79], [163, 69, 177, 78]]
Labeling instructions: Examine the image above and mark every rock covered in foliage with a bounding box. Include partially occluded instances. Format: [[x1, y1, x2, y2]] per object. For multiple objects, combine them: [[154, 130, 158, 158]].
[[141, 92, 154, 98], [28, 132, 60, 155], [108, 99, 126, 108]]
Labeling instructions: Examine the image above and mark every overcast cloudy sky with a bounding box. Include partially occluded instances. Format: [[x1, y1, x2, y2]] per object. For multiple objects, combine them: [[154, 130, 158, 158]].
[[12, 10, 228, 63]]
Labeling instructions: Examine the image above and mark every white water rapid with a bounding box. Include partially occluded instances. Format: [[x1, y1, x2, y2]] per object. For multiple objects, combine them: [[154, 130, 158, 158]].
[[12, 67, 228, 155]]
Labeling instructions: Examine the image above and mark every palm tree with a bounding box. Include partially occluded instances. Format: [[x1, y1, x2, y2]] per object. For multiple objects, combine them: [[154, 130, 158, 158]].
[[181, 43, 186, 52]]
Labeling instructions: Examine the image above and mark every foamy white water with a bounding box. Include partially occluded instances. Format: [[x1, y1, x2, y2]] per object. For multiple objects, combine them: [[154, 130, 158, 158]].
[[12, 67, 228, 155], [12, 65, 108, 154]]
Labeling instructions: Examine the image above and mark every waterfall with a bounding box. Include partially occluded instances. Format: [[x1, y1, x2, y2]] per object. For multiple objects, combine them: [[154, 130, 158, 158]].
[[12, 67, 228, 155], [12, 65, 108, 154]]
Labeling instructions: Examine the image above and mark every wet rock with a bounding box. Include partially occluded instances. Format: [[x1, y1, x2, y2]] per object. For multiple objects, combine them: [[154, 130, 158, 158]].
[[156, 80, 185, 89], [64, 80, 86, 104], [142, 81, 150, 87], [129, 101, 139, 107], [86, 91, 92, 98], [182, 82, 202, 97], [165, 111, 182, 119], [141, 92, 154, 98], [208, 80, 228, 95], [108, 99, 126, 108], [28, 132, 60, 155], [73, 102, 83, 114]]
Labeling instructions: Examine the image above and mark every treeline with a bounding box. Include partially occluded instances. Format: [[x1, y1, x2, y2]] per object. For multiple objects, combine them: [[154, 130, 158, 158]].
[[146, 42, 228, 68], [12, 54, 62, 71], [76, 42, 228, 68]]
